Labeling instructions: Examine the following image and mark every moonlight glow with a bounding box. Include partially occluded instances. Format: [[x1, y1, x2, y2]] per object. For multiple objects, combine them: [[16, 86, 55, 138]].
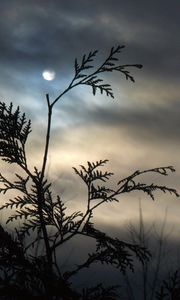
[[42, 70, 56, 81]]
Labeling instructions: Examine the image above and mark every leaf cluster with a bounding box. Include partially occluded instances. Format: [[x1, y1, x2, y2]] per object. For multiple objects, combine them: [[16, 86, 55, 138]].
[[65, 225, 150, 279], [0, 102, 31, 166], [74, 161, 178, 213], [1, 158, 175, 286], [71, 45, 142, 99]]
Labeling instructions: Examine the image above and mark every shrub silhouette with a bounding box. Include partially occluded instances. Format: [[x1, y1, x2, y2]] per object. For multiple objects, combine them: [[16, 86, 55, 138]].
[[0, 46, 178, 299]]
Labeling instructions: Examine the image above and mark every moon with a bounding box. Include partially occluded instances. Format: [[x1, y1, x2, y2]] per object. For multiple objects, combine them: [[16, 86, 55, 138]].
[[42, 69, 56, 81]]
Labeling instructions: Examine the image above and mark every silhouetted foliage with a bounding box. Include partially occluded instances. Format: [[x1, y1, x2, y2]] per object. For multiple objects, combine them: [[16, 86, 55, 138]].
[[0, 46, 178, 299], [156, 270, 180, 300]]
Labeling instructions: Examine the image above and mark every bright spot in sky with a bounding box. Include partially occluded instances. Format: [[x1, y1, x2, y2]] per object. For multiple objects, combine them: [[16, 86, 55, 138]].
[[42, 69, 56, 81]]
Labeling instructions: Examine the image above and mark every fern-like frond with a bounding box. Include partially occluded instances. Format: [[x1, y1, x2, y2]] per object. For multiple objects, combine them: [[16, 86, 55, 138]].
[[6, 208, 37, 224], [20, 218, 41, 236], [64, 226, 150, 279], [0, 172, 30, 196], [74, 50, 98, 77], [0, 102, 31, 166], [73, 160, 113, 186], [14, 173, 29, 192], [71, 46, 142, 99], [90, 184, 117, 202], [73, 161, 179, 215], [117, 166, 179, 200], [50, 196, 83, 238]]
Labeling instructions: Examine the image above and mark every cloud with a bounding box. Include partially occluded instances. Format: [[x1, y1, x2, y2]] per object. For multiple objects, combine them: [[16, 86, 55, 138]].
[[0, 0, 179, 76]]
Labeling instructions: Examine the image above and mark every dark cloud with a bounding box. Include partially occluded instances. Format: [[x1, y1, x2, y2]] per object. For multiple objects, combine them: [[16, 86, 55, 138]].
[[90, 101, 180, 143], [52, 96, 180, 144], [0, 0, 179, 121], [0, 0, 179, 79]]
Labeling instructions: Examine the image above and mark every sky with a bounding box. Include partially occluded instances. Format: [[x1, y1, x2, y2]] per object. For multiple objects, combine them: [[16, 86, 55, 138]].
[[0, 0, 180, 289]]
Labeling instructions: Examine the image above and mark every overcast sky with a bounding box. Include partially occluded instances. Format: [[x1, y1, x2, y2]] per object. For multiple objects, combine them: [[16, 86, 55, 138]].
[[0, 1, 180, 244]]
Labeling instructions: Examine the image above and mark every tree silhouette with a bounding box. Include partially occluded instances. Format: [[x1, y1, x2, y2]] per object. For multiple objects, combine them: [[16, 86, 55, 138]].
[[0, 46, 178, 299]]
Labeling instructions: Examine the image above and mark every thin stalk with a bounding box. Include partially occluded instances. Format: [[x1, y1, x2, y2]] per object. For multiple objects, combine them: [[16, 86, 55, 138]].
[[51, 81, 74, 107], [41, 94, 52, 180], [38, 94, 53, 266]]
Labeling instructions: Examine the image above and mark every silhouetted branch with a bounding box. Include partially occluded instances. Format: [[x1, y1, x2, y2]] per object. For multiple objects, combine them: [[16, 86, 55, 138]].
[[51, 45, 142, 106]]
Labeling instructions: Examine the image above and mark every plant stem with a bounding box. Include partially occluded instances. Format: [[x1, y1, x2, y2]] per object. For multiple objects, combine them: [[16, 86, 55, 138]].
[[39, 93, 53, 271], [41, 94, 52, 180]]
